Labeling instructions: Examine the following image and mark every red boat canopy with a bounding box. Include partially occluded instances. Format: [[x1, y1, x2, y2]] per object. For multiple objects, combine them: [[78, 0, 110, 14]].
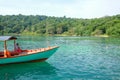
[[0, 36, 17, 41]]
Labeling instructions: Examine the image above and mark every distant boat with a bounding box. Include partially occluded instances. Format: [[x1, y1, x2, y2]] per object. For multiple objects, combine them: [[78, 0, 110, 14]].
[[0, 36, 59, 64]]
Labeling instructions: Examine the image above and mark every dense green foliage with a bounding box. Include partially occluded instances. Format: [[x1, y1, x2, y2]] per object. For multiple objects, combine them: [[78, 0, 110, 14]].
[[0, 14, 120, 36]]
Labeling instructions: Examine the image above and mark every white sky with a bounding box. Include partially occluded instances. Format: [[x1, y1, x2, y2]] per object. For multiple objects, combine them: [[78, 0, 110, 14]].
[[0, 0, 120, 18]]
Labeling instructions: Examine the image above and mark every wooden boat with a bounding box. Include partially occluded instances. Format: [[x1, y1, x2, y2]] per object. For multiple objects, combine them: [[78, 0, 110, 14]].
[[0, 36, 59, 64]]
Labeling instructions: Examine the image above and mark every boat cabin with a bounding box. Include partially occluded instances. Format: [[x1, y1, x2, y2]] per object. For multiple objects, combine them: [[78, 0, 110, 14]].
[[0, 36, 18, 57]]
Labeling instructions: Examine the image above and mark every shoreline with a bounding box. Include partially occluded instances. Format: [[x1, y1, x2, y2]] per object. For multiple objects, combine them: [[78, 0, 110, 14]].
[[0, 33, 110, 38]]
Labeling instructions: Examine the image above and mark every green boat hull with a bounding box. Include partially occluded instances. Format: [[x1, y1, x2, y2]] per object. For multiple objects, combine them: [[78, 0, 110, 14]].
[[0, 47, 58, 64]]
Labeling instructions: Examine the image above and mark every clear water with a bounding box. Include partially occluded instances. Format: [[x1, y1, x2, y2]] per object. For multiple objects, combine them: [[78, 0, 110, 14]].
[[0, 36, 120, 80]]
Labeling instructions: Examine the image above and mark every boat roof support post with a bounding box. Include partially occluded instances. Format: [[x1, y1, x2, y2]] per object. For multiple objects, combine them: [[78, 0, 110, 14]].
[[14, 40, 16, 51], [4, 40, 11, 57], [4, 40, 7, 57]]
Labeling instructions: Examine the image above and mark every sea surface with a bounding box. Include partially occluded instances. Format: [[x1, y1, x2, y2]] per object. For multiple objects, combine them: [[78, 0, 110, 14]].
[[0, 36, 120, 80]]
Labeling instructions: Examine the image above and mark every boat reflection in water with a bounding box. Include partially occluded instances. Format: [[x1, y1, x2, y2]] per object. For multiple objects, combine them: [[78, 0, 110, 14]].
[[0, 62, 57, 80]]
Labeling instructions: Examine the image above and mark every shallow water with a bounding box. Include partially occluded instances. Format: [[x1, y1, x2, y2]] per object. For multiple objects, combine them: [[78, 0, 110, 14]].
[[0, 36, 120, 80]]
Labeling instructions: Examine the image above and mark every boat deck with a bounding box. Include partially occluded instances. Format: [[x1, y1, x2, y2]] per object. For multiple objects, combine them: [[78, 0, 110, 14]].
[[0, 46, 57, 58]]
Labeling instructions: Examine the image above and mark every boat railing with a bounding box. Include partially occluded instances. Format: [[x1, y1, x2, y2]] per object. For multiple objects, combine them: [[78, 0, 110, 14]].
[[0, 46, 58, 58]]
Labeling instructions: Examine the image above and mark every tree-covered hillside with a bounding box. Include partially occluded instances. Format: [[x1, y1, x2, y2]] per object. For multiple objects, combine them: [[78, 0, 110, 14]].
[[0, 14, 120, 36]]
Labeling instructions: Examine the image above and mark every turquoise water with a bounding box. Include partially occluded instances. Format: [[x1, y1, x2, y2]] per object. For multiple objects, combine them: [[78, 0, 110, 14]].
[[0, 36, 120, 80]]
